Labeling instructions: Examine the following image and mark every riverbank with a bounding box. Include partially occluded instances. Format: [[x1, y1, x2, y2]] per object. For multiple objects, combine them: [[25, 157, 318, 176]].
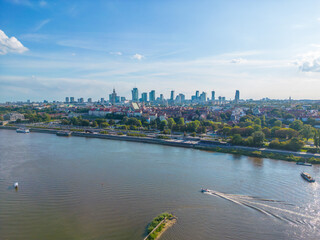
[[144, 213, 176, 240], [1, 126, 320, 164]]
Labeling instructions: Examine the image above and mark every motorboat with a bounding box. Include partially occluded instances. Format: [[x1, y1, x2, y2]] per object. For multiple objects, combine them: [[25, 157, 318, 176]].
[[296, 162, 312, 167], [16, 128, 30, 133], [201, 188, 210, 193], [301, 172, 315, 183]]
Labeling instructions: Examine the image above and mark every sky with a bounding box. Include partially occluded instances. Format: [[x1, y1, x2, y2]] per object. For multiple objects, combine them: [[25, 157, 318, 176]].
[[1, 0, 320, 102]]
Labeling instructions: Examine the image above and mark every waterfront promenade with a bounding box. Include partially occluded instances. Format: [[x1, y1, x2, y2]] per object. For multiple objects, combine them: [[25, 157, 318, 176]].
[[2, 125, 320, 163]]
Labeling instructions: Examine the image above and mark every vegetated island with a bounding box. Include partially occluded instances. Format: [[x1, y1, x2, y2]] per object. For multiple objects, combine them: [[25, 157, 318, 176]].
[[144, 212, 176, 240]]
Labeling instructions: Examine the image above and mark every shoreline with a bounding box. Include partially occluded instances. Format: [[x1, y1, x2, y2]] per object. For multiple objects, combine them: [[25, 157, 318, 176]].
[[1, 126, 320, 164]]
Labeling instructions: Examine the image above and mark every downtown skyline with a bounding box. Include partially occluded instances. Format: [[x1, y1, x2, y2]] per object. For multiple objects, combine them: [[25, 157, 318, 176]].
[[2, 0, 320, 102]]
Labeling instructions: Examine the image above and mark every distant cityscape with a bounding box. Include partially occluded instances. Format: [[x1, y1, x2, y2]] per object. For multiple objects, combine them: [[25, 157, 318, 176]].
[[3, 88, 244, 105], [63, 88, 240, 106]]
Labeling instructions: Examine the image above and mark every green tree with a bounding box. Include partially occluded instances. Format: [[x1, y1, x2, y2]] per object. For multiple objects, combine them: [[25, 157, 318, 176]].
[[231, 134, 243, 145], [159, 120, 168, 131], [80, 119, 90, 126], [252, 131, 265, 147], [300, 124, 314, 141], [100, 122, 109, 128], [262, 127, 271, 138], [286, 138, 304, 151], [177, 117, 185, 125], [254, 118, 261, 126], [273, 120, 282, 127], [92, 121, 98, 128], [314, 130, 319, 148], [186, 120, 201, 132], [253, 124, 262, 132], [109, 119, 116, 125], [289, 120, 303, 131], [167, 118, 176, 130], [222, 126, 231, 136]]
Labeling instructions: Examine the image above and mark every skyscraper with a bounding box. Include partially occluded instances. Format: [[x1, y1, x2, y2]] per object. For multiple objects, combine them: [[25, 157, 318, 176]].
[[70, 97, 74, 103], [200, 92, 207, 102], [109, 88, 117, 105], [235, 90, 240, 103], [100, 98, 105, 103], [170, 90, 175, 101], [65, 97, 69, 103], [149, 90, 155, 102], [196, 90, 199, 99], [132, 88, 139, 102], [87, 98, 92, 103], [211, 91, 215, 101], [160, 94, 164, 101], [141, 92, 148, 102]]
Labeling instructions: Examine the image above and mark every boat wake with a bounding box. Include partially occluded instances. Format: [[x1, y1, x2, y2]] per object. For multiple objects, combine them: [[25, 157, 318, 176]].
[[202, 189, 320, 226]]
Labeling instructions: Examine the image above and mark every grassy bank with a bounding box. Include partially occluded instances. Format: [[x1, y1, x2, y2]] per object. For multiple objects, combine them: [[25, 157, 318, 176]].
[[195, 146, 320, 164], [145, 212, 176, 240]]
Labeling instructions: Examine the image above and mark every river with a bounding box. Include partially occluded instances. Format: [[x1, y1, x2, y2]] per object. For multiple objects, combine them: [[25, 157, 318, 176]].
[[0, 129, 319, 239]]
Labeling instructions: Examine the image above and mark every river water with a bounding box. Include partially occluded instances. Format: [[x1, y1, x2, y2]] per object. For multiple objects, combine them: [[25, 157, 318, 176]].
[[0, 129, 319, 240]]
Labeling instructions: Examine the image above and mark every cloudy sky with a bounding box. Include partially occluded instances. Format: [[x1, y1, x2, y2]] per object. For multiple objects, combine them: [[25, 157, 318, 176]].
[[1, 0, 320, 102]]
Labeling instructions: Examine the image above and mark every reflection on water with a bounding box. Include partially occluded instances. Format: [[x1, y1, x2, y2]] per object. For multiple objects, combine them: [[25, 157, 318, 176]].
[[248, 157, 264, 167], [0, 129, 319, 240]]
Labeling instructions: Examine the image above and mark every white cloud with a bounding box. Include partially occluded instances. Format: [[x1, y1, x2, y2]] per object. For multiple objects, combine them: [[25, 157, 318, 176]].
[[132, 53, 144, 60], [0, 30, 28, 55], [230, 58, 247, 64], [110, 51, 122, 56], [39, 1, 47, 7], [7, 0, 32, 6], [34, 19, 51, 31], [296, 49, 320, 72]]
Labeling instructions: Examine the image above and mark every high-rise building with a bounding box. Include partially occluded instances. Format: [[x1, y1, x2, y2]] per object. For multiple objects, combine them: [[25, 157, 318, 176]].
[[196, 91, 199, 99], [65, 97, 69, 103], [87, 98, 92, 103], [132, 88, 139, 102], [109, 88, 117, 105], [79, 98, 84, 103], [149, 90, 155, 102], [160, 94, 164, 101], [211, 91, 215, 101], [100, 98, 105, 103], [200, 92, 207, 102], [170, 90, 175, 101], [235, 90, 240, 103], [70, 97, 75, 103], [141, 92, 148, 102], [120, 97, 126, 102]]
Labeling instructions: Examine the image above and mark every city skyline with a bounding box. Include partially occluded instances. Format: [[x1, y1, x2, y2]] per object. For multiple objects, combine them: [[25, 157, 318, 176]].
[[2, 0, 320, 102]]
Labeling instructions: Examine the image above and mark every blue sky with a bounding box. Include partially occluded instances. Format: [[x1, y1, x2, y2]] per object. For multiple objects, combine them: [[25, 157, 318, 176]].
[[1, 0, 320, 102]]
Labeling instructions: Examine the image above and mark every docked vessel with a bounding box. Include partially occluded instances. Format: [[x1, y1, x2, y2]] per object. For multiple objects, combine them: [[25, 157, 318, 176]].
[[301, 172, 315, 183], [16, 128, 30, 133], [296, 162, 312, 166], [56, 131, 71, 137]]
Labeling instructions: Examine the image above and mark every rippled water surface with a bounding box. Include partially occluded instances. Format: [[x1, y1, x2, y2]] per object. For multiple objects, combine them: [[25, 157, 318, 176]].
[[0, 129, 320, 239]]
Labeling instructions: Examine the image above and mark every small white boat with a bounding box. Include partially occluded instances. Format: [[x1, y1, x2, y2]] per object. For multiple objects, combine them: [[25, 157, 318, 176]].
[[16, 128, 30, 133], [14, 182, 19, 188]]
